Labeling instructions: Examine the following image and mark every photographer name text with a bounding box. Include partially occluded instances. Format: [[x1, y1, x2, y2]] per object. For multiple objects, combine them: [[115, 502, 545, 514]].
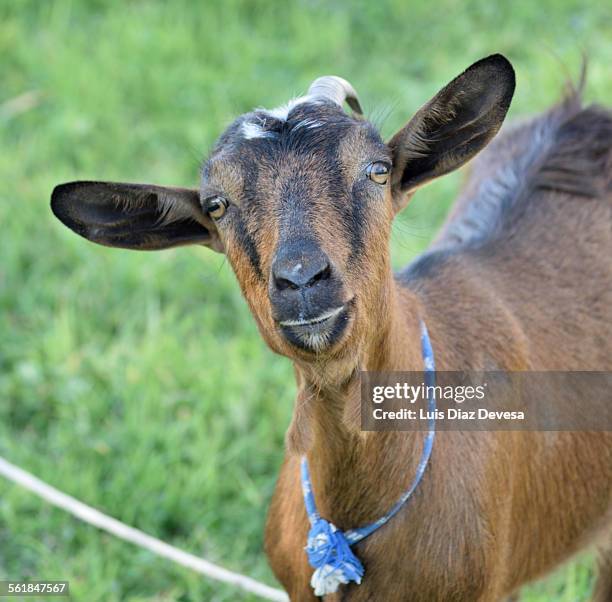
[[372, 407, 525, 421]]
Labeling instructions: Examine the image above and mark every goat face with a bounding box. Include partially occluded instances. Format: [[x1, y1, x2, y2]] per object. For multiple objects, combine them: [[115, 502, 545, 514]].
[[51, 55, 515, 362], [201, 100, 395, 357]]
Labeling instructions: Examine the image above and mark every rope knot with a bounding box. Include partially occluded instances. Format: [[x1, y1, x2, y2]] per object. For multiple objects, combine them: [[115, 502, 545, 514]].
[[305, 518, 364, 596]]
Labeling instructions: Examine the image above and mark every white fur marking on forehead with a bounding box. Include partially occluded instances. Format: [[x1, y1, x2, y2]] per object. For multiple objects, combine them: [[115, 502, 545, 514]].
[[241, 95, 327, 140], [241, 121, 277, 140]]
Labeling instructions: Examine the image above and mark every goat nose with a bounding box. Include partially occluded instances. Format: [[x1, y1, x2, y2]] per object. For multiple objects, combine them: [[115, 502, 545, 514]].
[[272, 245, 331, 291]]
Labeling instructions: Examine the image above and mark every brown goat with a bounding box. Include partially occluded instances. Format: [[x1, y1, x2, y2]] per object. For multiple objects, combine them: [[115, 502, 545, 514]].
[[51, 55, 611, 600]]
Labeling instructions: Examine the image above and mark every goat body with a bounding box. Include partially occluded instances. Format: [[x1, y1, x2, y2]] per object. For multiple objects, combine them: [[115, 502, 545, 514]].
[[265, 95, 612, 601]]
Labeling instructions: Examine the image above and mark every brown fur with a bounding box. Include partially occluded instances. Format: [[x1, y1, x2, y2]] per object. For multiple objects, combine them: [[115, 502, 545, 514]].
[[265, 97, 612, 600]]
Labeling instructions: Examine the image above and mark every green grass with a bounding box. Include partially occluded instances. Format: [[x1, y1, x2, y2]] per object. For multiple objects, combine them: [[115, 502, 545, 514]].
[[1, 1, 610, 600]]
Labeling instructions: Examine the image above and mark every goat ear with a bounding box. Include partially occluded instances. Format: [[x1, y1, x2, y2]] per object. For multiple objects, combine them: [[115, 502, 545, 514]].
[[388, 54, 515, 210], [51, 181, 222, 252]]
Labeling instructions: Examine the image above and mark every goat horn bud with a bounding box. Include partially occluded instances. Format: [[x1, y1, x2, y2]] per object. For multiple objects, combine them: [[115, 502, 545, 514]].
[[307, 76, 363, 116]]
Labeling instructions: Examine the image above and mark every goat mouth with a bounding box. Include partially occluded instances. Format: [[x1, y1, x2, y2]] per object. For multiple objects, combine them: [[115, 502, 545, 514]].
[[276, 301, 353, 352], [278, 306, 345, 328]]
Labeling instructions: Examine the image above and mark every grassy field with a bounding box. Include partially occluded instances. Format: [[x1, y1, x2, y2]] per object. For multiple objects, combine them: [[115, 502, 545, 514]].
[[1, 1, 610, 600]]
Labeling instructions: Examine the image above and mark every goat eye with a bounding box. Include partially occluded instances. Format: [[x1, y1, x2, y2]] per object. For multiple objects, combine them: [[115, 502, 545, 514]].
[[366, 162, 390, 185], [204, 195, 228, 219]]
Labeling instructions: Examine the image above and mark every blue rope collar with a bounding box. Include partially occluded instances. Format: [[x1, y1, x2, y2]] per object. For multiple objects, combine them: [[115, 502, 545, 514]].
[[300, 320, 436, 596]]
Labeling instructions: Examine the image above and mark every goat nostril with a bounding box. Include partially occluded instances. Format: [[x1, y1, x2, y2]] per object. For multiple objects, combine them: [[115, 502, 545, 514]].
[[275, 276, 300, 291], [306, 264, 331, 287]]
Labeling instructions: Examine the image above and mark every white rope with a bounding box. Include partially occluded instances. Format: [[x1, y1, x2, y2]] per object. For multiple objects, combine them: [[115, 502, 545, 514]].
[[0, 456, 288, 602]]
